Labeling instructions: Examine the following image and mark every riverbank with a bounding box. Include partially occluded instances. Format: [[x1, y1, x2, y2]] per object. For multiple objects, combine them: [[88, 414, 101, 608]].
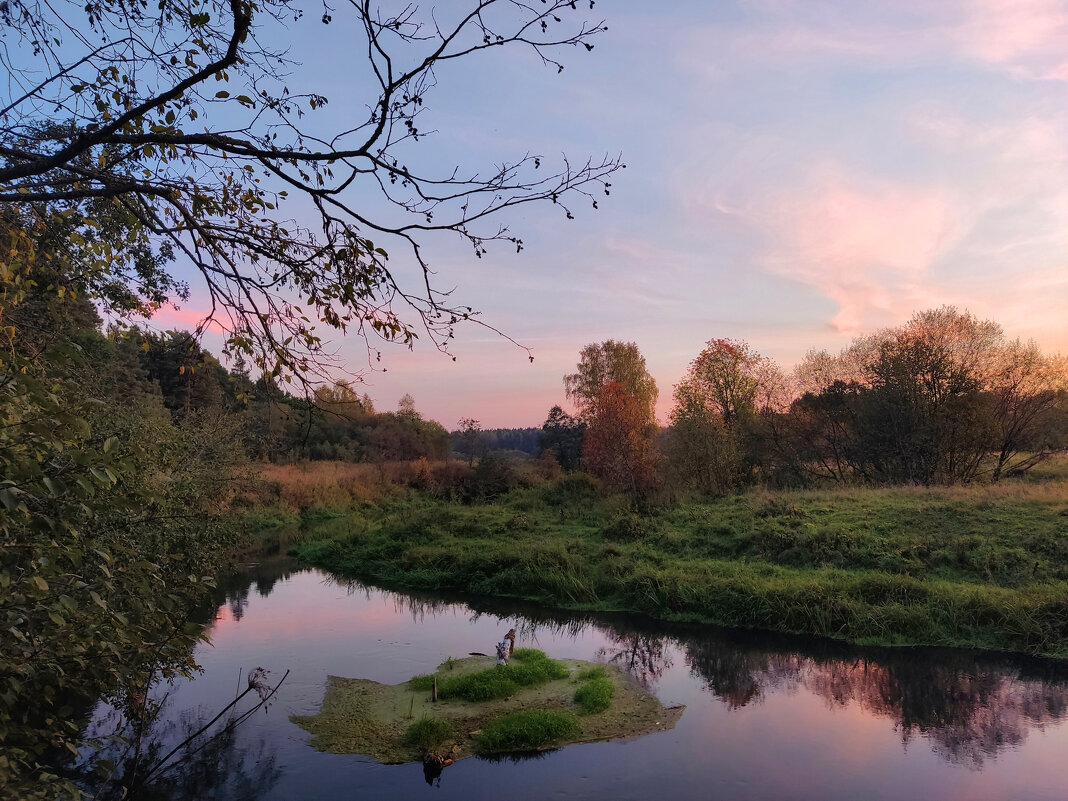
[[257, 463, 1068, 658]]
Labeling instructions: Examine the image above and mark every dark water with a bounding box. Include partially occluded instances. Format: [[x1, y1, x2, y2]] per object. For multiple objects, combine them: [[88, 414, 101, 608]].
[[78, 558, 1068, 800]]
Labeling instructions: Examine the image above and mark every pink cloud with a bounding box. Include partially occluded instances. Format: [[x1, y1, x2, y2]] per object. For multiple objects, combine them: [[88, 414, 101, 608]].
[[714, 165, 957, 334], [151, 303, 231, 335], [677, 0, 1068, 82], [950, 0, 1068, 80]]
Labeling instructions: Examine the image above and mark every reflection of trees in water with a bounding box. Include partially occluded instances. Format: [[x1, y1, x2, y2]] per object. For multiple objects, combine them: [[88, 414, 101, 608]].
[[75, 691, 283, 800], [682, 630, 1068, 767], [596, 635, 673, 690], [802, 655, 1068, 766], [312, 569, 1068, 768], [200, 558, 309, 627], [684, 638, 805, 709]]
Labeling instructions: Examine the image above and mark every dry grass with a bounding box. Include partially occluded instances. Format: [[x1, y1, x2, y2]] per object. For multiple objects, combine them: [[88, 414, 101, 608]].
[[259, 461, 392, 510]]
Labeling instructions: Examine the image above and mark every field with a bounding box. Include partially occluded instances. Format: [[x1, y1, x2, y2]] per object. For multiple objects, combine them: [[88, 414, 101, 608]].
[[255, 457, 1068, 657]]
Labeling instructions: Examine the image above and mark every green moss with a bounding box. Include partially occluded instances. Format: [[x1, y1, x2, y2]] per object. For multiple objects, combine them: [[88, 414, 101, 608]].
[[474, 710, 580, 754], [574, 677, 615, 714]]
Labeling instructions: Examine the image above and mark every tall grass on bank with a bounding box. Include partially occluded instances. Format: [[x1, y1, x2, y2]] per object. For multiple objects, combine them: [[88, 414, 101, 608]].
[[287, 469, 1068, 658]]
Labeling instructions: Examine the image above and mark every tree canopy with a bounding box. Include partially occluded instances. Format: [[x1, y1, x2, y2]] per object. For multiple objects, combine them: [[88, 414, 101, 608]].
[[563, 340, 658, 422], [0, 0, 622, 379]]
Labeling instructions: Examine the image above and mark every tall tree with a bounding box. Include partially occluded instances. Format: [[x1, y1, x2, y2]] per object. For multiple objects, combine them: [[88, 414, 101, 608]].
[[456, 418, 483, 465], [683, 338, 774, 428], [539, 405, 586, 471], [564, 341, 658, 422], [582, 382, 658, 496], [664, 378, 740, 494]]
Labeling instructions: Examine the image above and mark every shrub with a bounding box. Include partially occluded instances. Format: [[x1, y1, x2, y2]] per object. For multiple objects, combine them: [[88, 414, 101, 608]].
[[474, 710, 580, 754], [541, 473, 600, 507], [601, 511, 658, 542], [574, 677, 615, 714]]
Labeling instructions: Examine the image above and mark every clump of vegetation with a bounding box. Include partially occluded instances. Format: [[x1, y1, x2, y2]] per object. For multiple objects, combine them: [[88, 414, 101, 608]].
[[574, 677, 615, 714], [438, 669, 519, 702], [437, 649, 570, 702], [508, 649, 571, 684], [408, 674, 436, 692], [474, 710, 581, 754], [576, 665, 607, 681], [402, 716, 454, 754]]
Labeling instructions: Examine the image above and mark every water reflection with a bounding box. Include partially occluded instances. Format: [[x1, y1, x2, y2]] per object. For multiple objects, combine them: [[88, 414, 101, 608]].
[[596, 634, 673, 690], [327, 575, 1068, 767], [188, 558, 1068, 777], [76, 692, 283, 800]]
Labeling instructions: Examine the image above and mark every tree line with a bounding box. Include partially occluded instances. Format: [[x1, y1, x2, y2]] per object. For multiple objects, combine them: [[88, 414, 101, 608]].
[[548, 310, 1068, 497]]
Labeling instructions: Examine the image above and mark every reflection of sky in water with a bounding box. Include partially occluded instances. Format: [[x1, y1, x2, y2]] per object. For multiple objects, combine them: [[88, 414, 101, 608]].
[[78, 559, 1068, 800]]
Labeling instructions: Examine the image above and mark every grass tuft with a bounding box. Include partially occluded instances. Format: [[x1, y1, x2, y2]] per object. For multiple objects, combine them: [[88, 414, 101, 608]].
[[402, 716, 454, 753], [574, 677, 615, 714], [474, 710, 580, 754], [437, 652, 571, 702], [407, 674, 435, 691], [576, 665, 606, 681]]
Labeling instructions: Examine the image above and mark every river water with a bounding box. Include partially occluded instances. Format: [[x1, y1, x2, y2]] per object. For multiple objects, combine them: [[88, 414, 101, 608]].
[[78, 557, 1068, 800]]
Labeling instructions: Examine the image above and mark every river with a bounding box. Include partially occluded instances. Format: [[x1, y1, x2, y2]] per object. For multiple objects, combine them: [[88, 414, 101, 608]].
[[76, 557, 1068, 800]]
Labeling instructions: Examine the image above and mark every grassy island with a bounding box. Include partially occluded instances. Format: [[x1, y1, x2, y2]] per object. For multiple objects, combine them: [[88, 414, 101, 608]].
[[277, 464, 1068, 659], [291, 650, 683, 762]]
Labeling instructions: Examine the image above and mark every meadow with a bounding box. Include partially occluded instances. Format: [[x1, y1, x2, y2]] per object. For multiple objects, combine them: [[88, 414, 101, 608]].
[[249, 457, 1068, 657]]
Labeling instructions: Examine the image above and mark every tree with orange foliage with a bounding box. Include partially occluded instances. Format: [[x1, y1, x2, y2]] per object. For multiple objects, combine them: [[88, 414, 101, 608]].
[[582, 382, 658, 495]]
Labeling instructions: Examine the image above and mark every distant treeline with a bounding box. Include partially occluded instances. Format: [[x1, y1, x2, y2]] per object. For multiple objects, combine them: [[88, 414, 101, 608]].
[[450, 427, 541, 456], [78, 307, 1068, 493], [557, 313, 1068, 497]]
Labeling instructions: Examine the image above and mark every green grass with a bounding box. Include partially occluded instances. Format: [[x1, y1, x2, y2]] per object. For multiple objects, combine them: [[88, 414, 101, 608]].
[[402, 716, 454, 754], [408, 674, 436, 691], [576, 665, 607, 681], [288, 475, 1068, 657], [435, 650, 570, 702], [574, 677, 615, 714], [473, 710, 580, 754]]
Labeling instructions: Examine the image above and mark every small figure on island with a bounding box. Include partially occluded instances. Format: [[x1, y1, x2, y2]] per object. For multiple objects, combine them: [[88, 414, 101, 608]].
[[496, 639, 509, 666], [505, 628, 517, 656]]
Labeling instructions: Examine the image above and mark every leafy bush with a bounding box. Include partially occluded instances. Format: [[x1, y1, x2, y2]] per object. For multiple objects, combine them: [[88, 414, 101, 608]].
[[541, 473, 600, 507], [576, 665, 606, 681], [601, 511, 658, 542], [474, 710, 580, 754]]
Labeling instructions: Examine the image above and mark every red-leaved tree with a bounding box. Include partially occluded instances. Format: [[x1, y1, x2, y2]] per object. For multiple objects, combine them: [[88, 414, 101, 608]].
[[582, 382, 658, 495]]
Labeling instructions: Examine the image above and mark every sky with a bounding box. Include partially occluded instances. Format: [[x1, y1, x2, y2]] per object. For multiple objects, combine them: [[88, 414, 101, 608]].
[[153, 0, 1068, 428]]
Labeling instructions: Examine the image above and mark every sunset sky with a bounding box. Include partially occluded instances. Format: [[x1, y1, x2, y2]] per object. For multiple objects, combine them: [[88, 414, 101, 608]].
[[155, 0, 1068, 428]]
